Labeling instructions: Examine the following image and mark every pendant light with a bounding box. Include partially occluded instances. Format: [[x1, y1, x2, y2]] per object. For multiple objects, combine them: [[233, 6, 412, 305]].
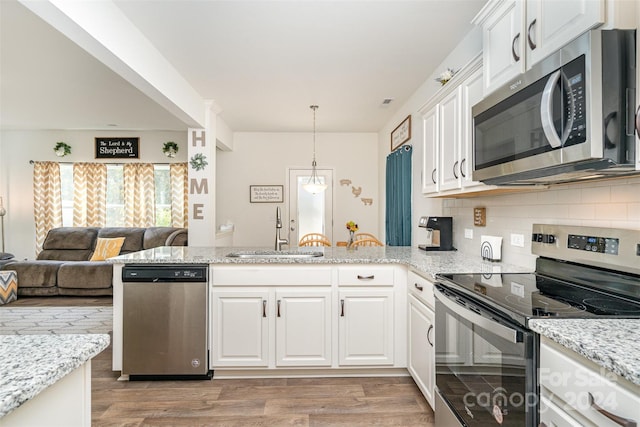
[[303, 105, 327, 194]]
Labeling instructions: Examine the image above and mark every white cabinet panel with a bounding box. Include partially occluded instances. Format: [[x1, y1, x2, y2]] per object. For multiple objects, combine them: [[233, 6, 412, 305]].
[[212, 289, 269, 367], [438, 88, 462, 192], [275, 290, 332, 367], [408, 294, 435, 408], [422, 106, 439, 194], [339, 289, 394, 365]]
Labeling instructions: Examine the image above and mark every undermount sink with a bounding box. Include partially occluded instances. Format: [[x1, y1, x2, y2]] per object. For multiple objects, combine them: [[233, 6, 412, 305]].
[[226, 250, 324, 259]]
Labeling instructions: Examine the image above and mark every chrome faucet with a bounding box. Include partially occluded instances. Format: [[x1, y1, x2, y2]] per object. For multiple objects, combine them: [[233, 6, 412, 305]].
[[275, 207, 288, 251]]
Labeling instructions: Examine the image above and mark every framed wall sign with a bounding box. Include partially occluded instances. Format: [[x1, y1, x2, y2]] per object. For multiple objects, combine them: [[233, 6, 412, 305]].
[[390, 115, 411, 151], [95, 137, 139, 159], [250, 185, 283, 203]]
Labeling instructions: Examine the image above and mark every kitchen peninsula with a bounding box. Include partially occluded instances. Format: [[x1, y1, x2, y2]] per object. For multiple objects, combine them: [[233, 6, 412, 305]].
[[109, 246, 528, 378]]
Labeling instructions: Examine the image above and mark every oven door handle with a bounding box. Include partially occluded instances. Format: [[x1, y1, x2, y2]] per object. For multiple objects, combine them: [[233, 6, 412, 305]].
[[435, 287, 520, 344]]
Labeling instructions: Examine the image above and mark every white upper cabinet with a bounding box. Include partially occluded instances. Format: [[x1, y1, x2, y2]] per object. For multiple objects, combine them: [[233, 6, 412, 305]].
[[422, 106, 439, 194], [474, 0, 604, 95], [419, 56, 485, 196]]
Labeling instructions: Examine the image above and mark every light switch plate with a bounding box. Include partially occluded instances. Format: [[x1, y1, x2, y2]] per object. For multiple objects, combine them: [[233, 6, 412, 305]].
[[464, 228, 473, 239]]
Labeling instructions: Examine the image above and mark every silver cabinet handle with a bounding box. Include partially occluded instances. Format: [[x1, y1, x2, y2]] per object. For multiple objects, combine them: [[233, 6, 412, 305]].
[[453, 160, 459, 179], [277, 299, 281, 317], [512, 33, 521, 62], [414, 283, 423, 291], [427, 325, 434, 347], [357, 275, 374, 280], [340, 299, 345, 317], [635, 104, 640, 137], [431, 169, 437, 184], [460, 158, 466, 178], [262, 300, 267, 318], [588, 392, 637, 427], [527, 19, 537, 50]]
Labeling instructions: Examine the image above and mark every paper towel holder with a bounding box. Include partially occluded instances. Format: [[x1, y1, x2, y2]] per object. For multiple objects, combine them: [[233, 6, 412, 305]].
[[480, 235, 502, 262]]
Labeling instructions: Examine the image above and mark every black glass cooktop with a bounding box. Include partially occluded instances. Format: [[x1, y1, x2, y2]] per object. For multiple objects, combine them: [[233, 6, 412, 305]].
[[437, 272, 640, 327]]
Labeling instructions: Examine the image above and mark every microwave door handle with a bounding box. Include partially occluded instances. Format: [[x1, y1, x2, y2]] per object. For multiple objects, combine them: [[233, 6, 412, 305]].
[[435, 287, 520, 344], [540, 70, 563, 148]]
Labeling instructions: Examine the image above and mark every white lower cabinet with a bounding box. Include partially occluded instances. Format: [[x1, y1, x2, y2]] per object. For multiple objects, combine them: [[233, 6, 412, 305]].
[[408, 293, 435, 408], [540, 337, 640, 427], [275, 290, 332, 367], [338, 289, 394, 366], [212, 287, 332, 368], [212, 289, 269, 367]]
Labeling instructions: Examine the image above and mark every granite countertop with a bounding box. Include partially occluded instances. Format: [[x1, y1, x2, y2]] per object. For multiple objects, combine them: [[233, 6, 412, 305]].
[[109, 246, 531, 277], [529, 319, 640, 386], [0, 334, 110, 418]]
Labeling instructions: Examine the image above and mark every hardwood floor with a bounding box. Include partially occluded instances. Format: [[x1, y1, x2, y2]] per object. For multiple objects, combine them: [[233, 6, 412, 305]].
[[10, 296, 435, 426]]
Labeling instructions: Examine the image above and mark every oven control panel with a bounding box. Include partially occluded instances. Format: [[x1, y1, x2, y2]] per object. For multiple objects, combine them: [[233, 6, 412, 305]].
[[567, 234, 619, 255]]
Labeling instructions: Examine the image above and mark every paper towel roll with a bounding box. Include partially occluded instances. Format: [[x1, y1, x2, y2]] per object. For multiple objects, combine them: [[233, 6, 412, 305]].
[[480, 235, 503, 261]]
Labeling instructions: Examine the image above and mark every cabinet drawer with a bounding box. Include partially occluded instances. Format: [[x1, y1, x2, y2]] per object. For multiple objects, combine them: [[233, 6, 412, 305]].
[[540, 339, 640, 427], [212, 266, 332, 286], [337, 266, 394, 286], [408, 270, 434, 309]]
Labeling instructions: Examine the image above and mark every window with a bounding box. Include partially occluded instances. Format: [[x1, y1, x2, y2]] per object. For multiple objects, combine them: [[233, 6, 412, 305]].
[[60, 163, 175, 227]]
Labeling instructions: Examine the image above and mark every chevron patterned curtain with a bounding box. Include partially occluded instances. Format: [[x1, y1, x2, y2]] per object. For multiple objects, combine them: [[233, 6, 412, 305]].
[[123, 163, 155, 227], [170, 162, 188, 228], [33, 161, 62, 254], [72, 163, 107, 227]]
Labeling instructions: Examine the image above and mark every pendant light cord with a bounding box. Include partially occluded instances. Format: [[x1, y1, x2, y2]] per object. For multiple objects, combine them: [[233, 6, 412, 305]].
[[311, 105, 318, 165]]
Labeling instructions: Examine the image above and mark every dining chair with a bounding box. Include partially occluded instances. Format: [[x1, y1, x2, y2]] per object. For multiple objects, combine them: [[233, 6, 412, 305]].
[[349, 238, 384, 247], [298, 233, 331, 247], [355, 233, 383, 245]]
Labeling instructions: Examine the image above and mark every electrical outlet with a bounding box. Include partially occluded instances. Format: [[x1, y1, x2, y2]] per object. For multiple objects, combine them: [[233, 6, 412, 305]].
[[464, 228, 473, 239], [511, 233, 525, 247]]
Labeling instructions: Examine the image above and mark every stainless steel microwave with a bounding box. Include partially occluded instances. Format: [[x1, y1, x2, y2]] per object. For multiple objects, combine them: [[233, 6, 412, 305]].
[[472, 29, 637, 185]]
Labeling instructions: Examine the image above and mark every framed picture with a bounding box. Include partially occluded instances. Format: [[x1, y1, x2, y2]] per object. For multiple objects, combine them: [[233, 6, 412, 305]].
[[95, 137, 139, 159], [250, 185, 283, 203], [390, 115, 411, 151]]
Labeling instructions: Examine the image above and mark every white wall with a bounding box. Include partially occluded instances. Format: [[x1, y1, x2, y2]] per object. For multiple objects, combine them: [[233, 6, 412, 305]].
[[216, 132, 379, 247], [377, 27, 483, 245], [0, 130, 188, 259]]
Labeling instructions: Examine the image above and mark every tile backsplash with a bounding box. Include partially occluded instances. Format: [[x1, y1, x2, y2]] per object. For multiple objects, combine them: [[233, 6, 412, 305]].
[[444, 176, 640, 269]]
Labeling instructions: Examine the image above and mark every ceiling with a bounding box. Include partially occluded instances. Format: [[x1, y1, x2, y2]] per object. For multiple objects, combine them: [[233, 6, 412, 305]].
[[1, 0, 485, 133]]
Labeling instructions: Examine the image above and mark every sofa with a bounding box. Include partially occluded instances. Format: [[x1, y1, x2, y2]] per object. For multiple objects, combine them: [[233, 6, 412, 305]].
[[0, 227, 187, 297]]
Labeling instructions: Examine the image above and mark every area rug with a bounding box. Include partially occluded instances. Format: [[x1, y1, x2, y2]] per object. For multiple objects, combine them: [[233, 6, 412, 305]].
[[0, 306, 112, 335]]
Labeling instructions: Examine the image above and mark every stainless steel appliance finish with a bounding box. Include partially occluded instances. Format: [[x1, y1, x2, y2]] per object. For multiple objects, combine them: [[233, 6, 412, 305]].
[[122, 264, 211, 380], [472, 29, 637, 186], [434, 224, 640, 427]]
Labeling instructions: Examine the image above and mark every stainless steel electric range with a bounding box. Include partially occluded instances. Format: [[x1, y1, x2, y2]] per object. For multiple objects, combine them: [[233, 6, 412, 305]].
[[433, 224, 640, 427]]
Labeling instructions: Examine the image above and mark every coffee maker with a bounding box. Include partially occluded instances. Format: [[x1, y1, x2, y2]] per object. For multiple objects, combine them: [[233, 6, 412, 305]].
[[418, 216, 455, 251]]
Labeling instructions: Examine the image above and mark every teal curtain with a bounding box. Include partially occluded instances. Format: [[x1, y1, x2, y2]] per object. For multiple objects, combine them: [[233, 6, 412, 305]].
[[385, 145, 412, 246]]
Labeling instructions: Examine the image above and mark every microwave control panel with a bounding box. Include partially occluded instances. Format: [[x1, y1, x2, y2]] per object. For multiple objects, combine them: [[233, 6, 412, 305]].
[[567, 233, 619, 255]]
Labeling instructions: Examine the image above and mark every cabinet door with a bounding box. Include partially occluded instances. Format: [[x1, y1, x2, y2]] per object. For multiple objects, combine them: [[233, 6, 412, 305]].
[[460, 67, 484, 189], [408, 295, 435, 408], [482, 0, 525, 95], [438, 88, 462, 192], [339, 289, 394, 365], [212, 289, 269, 367], [275, 289, 332, 367], [525, 0, 604, 67], [422, 106, 439, 194]]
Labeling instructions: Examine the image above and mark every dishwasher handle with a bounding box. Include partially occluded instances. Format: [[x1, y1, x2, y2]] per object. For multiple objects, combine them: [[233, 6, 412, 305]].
[[122, 265, 208, 282]]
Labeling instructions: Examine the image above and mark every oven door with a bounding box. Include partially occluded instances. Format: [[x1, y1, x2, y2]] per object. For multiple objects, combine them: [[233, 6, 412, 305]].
[[434, 283, 538, 427]]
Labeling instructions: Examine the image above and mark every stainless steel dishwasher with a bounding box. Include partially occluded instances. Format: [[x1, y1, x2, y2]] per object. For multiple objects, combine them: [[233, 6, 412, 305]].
[[122, 264, 212, 380]]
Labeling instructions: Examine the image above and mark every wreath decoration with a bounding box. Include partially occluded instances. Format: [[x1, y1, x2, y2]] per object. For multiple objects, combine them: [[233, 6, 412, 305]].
[[162, 141, 179, 158], [189, 153, 208, 171], [54, 142, 72, 157]]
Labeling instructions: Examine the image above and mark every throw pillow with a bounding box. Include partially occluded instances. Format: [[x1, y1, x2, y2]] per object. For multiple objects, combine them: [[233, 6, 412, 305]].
[[90, 237, 125, 261]]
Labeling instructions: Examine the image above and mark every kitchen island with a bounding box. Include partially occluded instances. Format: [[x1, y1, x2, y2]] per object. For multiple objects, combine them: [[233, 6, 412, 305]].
[[109, 246, 528, 378], [0, 334, 110, 426]]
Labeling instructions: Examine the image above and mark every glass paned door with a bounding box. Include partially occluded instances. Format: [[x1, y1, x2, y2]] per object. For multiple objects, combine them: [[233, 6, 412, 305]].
[[288, 169, 333, 247]]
